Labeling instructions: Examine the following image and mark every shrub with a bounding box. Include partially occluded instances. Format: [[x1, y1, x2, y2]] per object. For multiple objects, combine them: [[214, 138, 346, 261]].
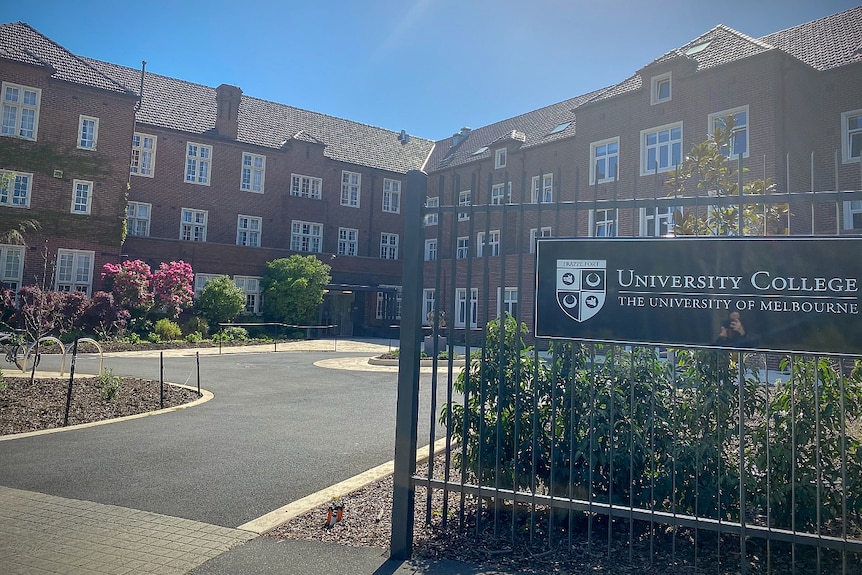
[[194, 276, 245, 326], [182, 316, 209, 338], [98, 369, 123, 401], [153, 318, 182, 341], [185, 331, 203, 343], [147, 332, 161, 343], [212, 326, 248, 343]]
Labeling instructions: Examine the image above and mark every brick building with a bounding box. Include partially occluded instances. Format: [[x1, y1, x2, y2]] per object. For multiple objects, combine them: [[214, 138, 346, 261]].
[[1, 8, 860, 338], [420, 7, 862, 338]]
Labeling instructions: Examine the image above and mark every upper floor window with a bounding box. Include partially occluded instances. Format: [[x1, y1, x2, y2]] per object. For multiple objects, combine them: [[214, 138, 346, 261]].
[[590, 208, 617, 237], [77, 116, 99, 150], [234, 276, 261, 314], [456, 236, 469, 259], [424, 239, 437, 261], [842, 109, 862, 164], [0, 170, 32, 208], [0, 244, 24, 290], [185, 142, 212, 185], [71, 179, 92, 215], [290, 220, 323, 253], [529, 226, 552, 253], [338, 227, 358, 256], [130, 133, 157, 177], [650, 72, 672, 105], [641, 122, 682, 175], [491, 182, 511, 205], [709, 106, 749, 159], [180, 208, 207, 242], [341, 171, 361, 207], [127, 201, 151, 237], [382, 179, 401, 213], [590, 137, 619, 184], [495, 148, 507, 169], [291, 174, 322, 199], [843, 200, 862, 230], [1, 82, 41, 140], [380, 232, 399, 260], [640, 206, 680, 237], [425, 196, 439, 226], [531, 173, 553, 203], [55, 249, 93, 295], [236, 215, 261, 247], [240, 153, 265, 193], [458, 190, 471, 221], [477, 230, 500, 257]]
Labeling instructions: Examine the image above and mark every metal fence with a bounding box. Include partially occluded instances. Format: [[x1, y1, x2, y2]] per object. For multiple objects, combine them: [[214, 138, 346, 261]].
[[391, 168, 862, 574]]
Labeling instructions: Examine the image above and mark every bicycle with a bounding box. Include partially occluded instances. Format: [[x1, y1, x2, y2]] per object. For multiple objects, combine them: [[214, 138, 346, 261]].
[[0, 329, 41, 371]]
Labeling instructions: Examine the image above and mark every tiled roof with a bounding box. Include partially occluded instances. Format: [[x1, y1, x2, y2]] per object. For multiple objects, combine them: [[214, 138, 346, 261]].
[[425, 90, 604, 171], [0, 22, 132, 95], [759, 6, 862, 71], [80, 58, 435, 175]]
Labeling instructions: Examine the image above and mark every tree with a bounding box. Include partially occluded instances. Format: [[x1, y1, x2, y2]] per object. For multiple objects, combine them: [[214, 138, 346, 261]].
[[665, 115, 788, 236], [261, 255, 331, 325], [151, 261, 194, 318], [101, 259, 154, 315], [193, 276, 245, 328]]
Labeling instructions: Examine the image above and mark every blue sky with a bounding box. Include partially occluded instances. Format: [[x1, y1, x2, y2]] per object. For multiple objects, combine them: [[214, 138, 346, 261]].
[[5, 1, 860, 140]]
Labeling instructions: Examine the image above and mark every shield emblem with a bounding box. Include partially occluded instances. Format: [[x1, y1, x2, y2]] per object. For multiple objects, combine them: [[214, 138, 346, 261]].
[[556, 259, 606, 322]]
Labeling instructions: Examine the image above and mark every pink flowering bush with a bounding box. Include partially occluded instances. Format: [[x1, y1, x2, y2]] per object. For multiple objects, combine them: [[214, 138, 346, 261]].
[[151, 261, 194, 319], [101, 259, 154, 313]]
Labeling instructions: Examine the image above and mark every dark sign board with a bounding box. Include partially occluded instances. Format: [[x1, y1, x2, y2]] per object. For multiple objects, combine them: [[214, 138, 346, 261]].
[[535, 237, 862, 356]]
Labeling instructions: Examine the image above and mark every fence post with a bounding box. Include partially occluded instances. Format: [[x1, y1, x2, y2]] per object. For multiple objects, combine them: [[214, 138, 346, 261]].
[[390, 169, 426, 560]]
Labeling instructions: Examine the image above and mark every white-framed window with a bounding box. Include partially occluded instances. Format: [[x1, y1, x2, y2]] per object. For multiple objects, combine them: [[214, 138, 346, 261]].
[[842, 109, 862, 164], [0, 170, 32, 207], [529, 226, 552, 253], [291, 174, 322, 199], [130, 132, 157, 177], [590, 208, 617, 237], [491, 182, 511, 205], [185, 142, 212, 185], [497, 286, 518, 318], [455, 287, 478, 328], [180, 208, 207, 242], [376, 286, 402, 320], [709, 106, 749, 159], [236, 215, 261, 247], [425, 196, 439, 226], [531, 173, 553, 203], [1, 82, 41, 140], [477, 230, 500, 257], [194, 273, 220, 295], [0, 244, 24, 290], [382, 179, 401, 213], [380, 232, 399, 260], [456, 236, 469, 259], [337, 227, 358, 256], [341, 170, 361, 207], [650, 72, 672, 105], [590, 137, 619, 184], [424, 238, 437, 261], [290, 220, 323, 253], [126, 201, 151, 237], [71, 179, 92, 214], [234, 276, 261, 314], [240, 152, 265, 193], [55, 249, 93, 294], [495, 148, 507, 169], [458, 190, 471, 221], [843, 200, 862, 230], [422, 288, 436, 326], [77, 115, 99, 150], [640, 206, 680, 237], [641, 122, 682, 175]]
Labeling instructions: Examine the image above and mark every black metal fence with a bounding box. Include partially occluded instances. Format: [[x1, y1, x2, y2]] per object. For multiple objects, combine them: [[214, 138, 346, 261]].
[[392, 168, 862, 574]]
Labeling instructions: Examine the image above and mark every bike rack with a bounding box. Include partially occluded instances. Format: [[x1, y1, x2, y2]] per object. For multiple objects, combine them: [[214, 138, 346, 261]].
[[58, 338, 104, 377], [21, 336, 66, 373]]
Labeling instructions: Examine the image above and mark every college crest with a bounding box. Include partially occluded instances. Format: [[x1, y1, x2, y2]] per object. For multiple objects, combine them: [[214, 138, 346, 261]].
[[556, 259, 606, 322]]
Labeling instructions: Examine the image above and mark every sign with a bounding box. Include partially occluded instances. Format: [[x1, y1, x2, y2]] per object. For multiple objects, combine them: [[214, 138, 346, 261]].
[[535, 238, 862, 356]]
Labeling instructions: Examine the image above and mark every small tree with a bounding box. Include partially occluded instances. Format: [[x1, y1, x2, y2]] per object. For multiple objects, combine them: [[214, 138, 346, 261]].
[[194, 275, 245, 328], [151, 260, 194, 318], [261, 255, 331, 325], [101, 259, 154, 315]]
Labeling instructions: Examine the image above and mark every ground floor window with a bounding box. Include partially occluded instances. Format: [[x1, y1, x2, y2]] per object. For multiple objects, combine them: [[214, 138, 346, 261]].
[[55, 249, 94, 294]]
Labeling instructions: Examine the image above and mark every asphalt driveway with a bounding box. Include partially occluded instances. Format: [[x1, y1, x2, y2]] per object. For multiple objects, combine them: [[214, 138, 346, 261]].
[[0, 345, 445, 528]]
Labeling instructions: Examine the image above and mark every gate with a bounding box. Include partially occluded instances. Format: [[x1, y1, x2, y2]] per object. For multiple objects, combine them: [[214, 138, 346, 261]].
[[392, 166, 862, 574]]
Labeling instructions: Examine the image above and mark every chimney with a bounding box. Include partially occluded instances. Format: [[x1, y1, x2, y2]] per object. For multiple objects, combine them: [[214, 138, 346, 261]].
[[215, 84, 242, 140]]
